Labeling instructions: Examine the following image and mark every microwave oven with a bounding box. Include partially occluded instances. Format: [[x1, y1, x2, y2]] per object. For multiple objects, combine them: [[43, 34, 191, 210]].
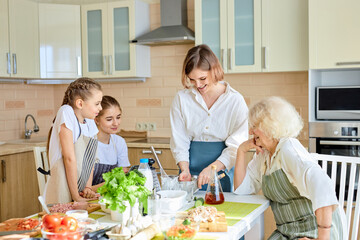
[[316, 86, 360, 120]]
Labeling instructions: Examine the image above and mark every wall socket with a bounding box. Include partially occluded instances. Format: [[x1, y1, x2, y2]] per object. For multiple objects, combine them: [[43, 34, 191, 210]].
[[135, 122, 156, 131]]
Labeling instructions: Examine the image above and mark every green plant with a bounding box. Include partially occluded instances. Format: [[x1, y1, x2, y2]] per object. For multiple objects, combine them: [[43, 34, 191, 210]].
[[97, 167, 150, 213]]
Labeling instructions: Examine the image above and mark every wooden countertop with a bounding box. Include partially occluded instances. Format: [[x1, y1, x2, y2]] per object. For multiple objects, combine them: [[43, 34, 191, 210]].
[[0, 136, 47, 155], [125, 137, 170, 149]]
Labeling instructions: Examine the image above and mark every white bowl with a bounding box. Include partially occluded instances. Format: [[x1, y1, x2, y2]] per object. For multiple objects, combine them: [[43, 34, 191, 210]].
[[65, 209, 89, 219], [157, 190, 187, 213]]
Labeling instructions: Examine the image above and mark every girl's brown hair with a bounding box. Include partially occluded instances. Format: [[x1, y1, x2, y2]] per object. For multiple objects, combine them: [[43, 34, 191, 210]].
[[47, 77, 102, 153], [181, 44, 224, 88], [97, 95, 122, 119]]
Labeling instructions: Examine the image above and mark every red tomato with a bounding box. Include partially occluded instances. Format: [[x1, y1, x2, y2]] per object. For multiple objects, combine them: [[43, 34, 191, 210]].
[[43, 214, 62, 231], [54, 225, 69, 233], [61, 216, 78, 232]]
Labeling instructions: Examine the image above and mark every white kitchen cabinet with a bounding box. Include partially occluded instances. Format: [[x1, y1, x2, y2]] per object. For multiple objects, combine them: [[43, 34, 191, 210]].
[[309, 0, 360, 69], [81, 0, 150, 78], [0, 0, 39, 78], [39, 3, 82, 78], [195, 0, 308, 73]]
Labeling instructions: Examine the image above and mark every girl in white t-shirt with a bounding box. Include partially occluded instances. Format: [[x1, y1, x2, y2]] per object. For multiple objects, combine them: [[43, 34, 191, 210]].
[[91, 96, 130, 190], [44, 77, 103, 204]]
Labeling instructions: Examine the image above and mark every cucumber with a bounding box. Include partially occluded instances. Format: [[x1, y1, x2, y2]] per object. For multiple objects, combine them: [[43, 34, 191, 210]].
[[194, 197, 204, 207], [182, 218, 191, 226]]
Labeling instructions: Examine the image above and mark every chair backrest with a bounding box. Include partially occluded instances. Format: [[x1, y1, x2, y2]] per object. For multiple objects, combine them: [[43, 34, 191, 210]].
[[310, 153, 360, 240], [33, 146, 49, 196]]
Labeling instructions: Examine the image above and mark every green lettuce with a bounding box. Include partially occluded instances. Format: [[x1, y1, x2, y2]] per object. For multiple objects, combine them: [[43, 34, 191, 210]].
[[98, 167, 150, 213]]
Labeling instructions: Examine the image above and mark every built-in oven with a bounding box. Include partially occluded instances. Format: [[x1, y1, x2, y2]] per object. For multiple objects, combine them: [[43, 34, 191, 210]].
[[309, 122, 360, 201]]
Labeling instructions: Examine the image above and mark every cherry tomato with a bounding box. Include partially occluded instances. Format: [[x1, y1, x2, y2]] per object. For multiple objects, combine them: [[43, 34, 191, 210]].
[[61, 216, 78, 232], [43, 214, 62, 231]]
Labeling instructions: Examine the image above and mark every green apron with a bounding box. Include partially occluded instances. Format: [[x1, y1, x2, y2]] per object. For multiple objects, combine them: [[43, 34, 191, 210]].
[[262, 169, 343, 240]]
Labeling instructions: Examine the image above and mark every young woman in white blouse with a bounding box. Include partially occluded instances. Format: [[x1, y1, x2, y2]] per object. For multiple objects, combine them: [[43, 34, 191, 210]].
[[91, 95, 130, 190], [234, 96, 346, 240], [170, 44, 248, 191]]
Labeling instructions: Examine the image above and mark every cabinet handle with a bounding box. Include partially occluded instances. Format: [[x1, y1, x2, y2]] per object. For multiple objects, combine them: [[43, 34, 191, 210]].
[[1, 160, 6, 183], [7, 53, 11, 74], [77, 56, 82, 76], [336, 61, 360, 66], [228, 49, 232, 70], [109, 55, 113, 75], [263, 47, 268, 69], [103, 56, 107, 75], [142, 150, 162, 155], [12, 53, 17, 74], [220, 49, 225, 69]]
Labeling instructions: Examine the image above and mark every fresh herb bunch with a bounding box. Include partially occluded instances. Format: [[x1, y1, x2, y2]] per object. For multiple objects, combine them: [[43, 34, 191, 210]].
[[97, 167, 151, 213]]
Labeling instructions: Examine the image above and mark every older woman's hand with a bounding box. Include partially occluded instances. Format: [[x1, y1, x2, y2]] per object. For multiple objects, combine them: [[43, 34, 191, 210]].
[[237, 138, 263, 155], [179, 169, 192, 182]]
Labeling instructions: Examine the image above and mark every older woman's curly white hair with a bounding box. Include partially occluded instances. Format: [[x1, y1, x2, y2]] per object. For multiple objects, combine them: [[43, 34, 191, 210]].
[[249, 96, 303, 139]]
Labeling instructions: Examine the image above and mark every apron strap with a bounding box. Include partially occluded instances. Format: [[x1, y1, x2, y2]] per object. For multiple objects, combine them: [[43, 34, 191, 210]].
[[37, 167, 50, 175]]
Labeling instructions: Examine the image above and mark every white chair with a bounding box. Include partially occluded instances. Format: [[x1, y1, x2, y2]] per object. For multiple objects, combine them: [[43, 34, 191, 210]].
[[33, 146, 49, 196], [310, 153, 360, 240]]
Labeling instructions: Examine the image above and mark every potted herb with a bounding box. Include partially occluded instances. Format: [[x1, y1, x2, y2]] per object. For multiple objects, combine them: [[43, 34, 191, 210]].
[[97, 167, 150, 221]]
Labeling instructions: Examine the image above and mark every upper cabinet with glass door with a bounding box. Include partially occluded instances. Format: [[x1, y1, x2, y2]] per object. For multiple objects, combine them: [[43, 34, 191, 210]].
[[309, 0, 360, 69], [0, 0, 39, 78], [195, 0, 261, 73], [195, 0, 308, 73], [81, 0, 150, 78]]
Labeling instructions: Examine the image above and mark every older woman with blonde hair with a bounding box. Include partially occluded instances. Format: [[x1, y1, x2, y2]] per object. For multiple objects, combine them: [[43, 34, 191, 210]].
[[234, 96, 346, 240]]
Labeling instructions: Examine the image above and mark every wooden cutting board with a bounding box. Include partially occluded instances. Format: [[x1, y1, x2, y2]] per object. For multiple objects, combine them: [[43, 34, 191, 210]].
[[38, 203, 101, 217], [0, 218, 41, 239], [176, 211, 228, 232]]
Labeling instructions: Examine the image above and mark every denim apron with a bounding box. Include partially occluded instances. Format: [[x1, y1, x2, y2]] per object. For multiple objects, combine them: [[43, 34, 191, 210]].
[[189, 141, 234, 192], [92, 135, 118, 185]]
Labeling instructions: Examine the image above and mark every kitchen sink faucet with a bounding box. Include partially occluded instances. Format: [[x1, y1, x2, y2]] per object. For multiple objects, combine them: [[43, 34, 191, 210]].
[[25, 114, 39, 139]]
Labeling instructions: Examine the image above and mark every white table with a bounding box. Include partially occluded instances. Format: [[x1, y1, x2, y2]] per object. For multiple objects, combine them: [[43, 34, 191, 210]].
[[95, 192, 270, 240]]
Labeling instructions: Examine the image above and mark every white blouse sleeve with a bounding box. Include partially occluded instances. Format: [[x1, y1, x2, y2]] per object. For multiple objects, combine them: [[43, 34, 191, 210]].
[[234, 153, 263, 195], [217, 97, 248, 170], [170, 93, 191, 164], [115, 135, 130, 167], [280, 140, 339, 212]]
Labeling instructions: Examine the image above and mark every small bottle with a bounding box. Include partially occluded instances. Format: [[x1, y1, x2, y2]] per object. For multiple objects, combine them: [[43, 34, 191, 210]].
[[138, 158, 153, 192], [205, 165, 225, 205], [148, 188, 161, 220]]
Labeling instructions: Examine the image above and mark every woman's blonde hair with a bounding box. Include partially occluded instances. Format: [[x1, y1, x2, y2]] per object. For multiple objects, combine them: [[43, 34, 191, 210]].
[[181, 44, 224, 88], [249, 96, 303, 139]]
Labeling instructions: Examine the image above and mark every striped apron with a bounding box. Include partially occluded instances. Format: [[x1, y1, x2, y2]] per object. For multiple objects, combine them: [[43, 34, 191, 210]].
[[263, 169, 343, 240], [45, 130, 98, 204], [189, 141, 234, 192]]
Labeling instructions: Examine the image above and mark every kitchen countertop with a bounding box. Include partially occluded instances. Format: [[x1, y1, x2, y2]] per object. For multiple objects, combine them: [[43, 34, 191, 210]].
[[126, 137, 170, 148], [0, 136, 47, 155]]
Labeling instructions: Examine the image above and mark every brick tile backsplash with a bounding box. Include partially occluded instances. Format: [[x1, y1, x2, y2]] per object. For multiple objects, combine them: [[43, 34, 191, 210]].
[[5, 101, 25, 109], [137, 99, 162, 107]]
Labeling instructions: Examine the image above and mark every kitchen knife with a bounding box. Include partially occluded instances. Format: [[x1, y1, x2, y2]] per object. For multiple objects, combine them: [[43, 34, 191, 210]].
[[84, 225, 114, 240], [0, 230, 36, 236]]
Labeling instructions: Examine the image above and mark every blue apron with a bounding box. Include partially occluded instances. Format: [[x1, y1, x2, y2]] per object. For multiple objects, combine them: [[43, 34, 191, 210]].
[[189, 141, 234, 192]]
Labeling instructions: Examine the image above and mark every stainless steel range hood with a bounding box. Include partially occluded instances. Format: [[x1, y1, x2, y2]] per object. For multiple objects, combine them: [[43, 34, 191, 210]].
[[131, 0, 194, 46]]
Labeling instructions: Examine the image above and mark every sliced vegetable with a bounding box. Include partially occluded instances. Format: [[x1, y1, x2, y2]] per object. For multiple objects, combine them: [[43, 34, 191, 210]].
[[194, 197, 204, 207], [182, 218, 191, 226]]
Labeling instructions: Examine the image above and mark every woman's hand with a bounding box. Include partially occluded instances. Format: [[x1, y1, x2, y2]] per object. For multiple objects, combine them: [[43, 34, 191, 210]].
[[238, 138, 263, 155], [197, 166, 212, 189], [179, 169, 191, 182]]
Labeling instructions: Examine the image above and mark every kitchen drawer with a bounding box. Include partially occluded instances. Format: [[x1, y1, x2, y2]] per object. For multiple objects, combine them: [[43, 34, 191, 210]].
[[128, 147, 178, 170]]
